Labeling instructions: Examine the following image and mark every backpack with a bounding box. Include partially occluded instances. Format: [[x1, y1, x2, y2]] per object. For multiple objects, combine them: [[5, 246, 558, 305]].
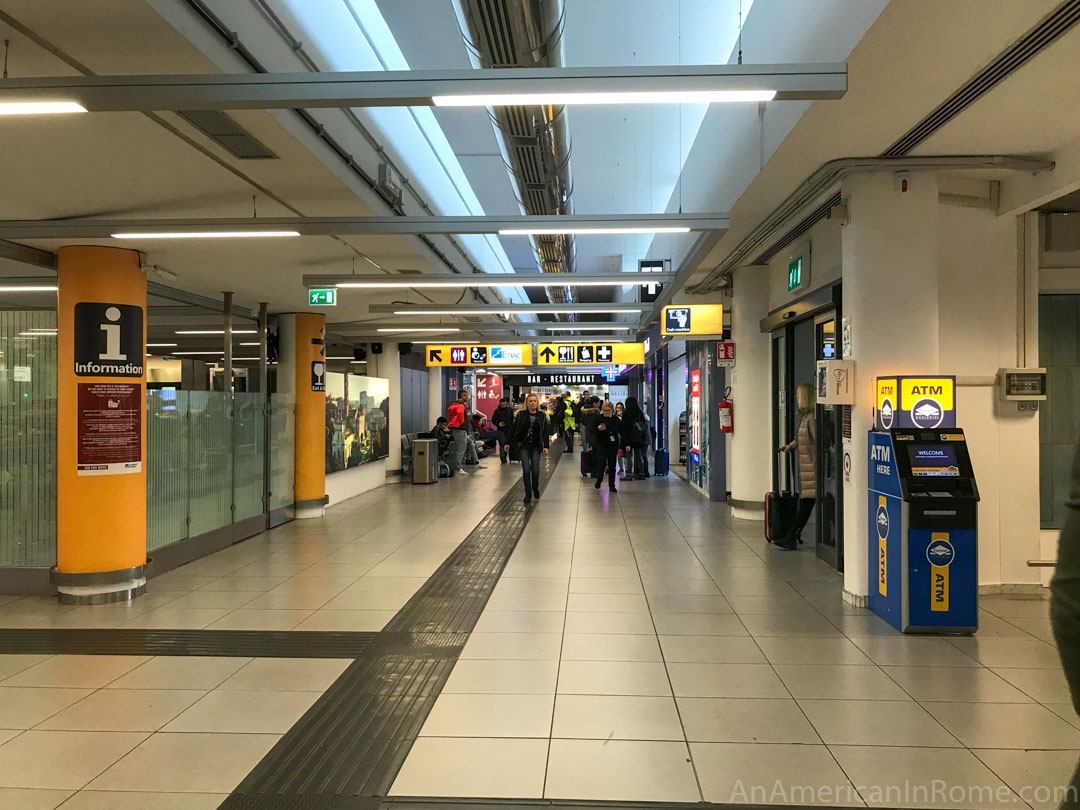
[[630, 418, 648, 447]]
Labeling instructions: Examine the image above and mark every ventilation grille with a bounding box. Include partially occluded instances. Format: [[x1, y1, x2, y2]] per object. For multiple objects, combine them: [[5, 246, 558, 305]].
[[754, 192, 841, 265], [178, 110, 278, 160], [883, 0, 1080, 157]]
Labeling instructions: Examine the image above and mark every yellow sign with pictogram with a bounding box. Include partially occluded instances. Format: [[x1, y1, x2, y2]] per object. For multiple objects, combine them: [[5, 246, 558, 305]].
[[424, 344, 532, 367], [535, 343, 645, 366]]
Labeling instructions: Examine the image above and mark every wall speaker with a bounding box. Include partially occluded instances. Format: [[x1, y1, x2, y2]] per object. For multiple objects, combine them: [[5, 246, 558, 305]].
[[371, 342, 383, 355], [353, 346, 367, 362], [398, 342, 413, 354]]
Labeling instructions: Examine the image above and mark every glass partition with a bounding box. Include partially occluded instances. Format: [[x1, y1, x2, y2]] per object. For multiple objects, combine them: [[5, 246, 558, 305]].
[[147, 389, 190, 552], [232, 392, 265, 521], [268, 393, 294, 511], [0, 311, 57, 567]]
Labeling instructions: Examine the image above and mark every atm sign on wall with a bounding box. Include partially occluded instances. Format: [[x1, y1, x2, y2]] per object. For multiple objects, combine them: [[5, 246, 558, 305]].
[[876, 375, 956, 430]]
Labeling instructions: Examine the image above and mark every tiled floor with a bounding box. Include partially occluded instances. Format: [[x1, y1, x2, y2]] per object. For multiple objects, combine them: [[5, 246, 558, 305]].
[[1, 454, 1077, 809], [389, 459, 1080, 809]]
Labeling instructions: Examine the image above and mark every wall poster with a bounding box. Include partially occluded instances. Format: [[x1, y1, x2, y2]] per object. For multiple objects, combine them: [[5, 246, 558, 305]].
[[77, 382, 142, 476], [325, 372, 391, 473]]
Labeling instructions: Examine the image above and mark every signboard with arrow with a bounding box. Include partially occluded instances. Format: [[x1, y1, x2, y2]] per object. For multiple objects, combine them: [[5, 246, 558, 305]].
[[536, 343, 645, 366], [425, 344, 532, 367]]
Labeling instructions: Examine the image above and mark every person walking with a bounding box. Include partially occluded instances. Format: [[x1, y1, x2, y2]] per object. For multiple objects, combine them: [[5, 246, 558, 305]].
[[615, 402, 627, 477], [561, 392, 576, 453], [491, 396, 514, 464], [1052, 443, 1080, 808], [778, 382, 818, 550], [591, 400, 623, 492], [447, 389, 472, 474], [622, 397, 649, 480], [509, 393, 549, 505]]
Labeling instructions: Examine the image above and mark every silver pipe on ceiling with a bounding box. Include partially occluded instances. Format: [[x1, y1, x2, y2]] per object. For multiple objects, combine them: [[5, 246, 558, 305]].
[[456, 0, 575, 309]]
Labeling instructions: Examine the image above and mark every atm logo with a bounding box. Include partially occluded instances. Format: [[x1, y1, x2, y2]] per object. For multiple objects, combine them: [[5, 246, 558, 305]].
[[929, 533, 952, 612], [877, 496, 888, 597], [912, 385, 944, 396]]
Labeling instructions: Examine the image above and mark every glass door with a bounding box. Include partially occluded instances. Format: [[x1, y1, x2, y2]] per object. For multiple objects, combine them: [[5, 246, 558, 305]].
[[771, 332, 788, 491], [814, 313, 844, 571]]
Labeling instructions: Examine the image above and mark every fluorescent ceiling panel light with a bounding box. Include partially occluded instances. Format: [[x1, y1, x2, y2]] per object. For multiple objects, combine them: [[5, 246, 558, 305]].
[[173, 351, 224, 355], [333, 276, 669, 288], [433, 90, 776, 106], [376, 327, 460, 333], [326, 356, 356, 360], [350, 360, 367, 364], [546, 326, 631, 331], [0, 101, 86, 115], [18, 331, 54, 337], [0, 285, 58, 292], [498, 227, 689, 236], [394, 308, 641, 316], [111, 231, 300, 239], [147, 343, 178, 347], [239, 342, 261, 346], [175, 330, 258, 335]]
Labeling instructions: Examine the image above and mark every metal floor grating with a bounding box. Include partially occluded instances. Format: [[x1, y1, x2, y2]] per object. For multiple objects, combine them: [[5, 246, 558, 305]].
[[221, 447, 563, 807], [0, 628, 377, 658]]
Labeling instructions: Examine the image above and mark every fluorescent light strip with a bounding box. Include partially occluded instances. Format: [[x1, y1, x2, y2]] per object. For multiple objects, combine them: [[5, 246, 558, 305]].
[[394, 308, 641, 316], [326, 356, 356, 360], [175, 330, 258, 335], [173, 351, 225, 356], [498, 227, 689, 236], [112, 231, 300, 239], [0, 285, 58, 292], [376, 328, 460, 333], [239, 342, 261, 346], [335, 277, 667, 288], [546, 326, 631, 331], [0, 101, 87, 115], [433, 90, 776, 107], [18, 332, 54, 337]]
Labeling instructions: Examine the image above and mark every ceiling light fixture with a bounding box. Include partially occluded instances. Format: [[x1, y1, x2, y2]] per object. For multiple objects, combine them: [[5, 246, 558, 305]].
[[329, 274, 673, 288], [112, 231, 300, 239], [0, 285, 58, 292], [394, 308, 642, 316], [376, 328, 460, 333], [172, 351, 225, 356], [175, 330, 258, 335], [546, 326, 632, 331], [147, 343, 178, 347], [0, 101, 87, 115], [498, 227, 689, 236], [433, 90, 776, 106]]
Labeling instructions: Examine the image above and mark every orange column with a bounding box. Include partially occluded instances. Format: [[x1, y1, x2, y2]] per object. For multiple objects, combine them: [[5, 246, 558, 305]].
[[54, 246, 148, 604], [292, 313, 327, 518]]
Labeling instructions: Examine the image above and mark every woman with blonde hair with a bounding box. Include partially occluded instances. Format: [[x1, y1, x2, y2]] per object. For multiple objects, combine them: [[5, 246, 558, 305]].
[[509, 393, 550, 505], [778, 382, 817, 550]]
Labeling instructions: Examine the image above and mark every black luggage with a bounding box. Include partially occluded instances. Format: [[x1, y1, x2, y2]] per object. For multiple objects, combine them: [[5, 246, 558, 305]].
[[653, 449, 669, 476], [765, 451, 799, 543], [581, 446, 596, 478]]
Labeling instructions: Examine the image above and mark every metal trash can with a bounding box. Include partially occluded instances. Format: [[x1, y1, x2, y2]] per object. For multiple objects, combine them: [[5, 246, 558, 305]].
[[412, 438, 439, 484]]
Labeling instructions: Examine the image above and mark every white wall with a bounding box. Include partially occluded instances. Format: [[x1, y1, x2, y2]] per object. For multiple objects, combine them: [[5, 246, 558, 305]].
[[325, 460, 390, 506], [727, 265, 773, 519]]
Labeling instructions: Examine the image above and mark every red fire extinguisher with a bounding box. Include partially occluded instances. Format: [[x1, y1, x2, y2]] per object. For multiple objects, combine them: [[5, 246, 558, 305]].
[[718, 387, 734, 433]]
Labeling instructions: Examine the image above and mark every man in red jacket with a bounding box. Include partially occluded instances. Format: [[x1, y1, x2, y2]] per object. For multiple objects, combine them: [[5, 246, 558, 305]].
[[447, 389, 471, 474]]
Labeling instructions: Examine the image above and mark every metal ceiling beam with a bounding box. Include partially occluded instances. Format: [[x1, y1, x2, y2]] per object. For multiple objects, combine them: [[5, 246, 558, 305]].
[[0, 240, 55, 268], [370, 303, 643, 315], [0, 213, 728, 240], [304, 272, 676, 288], [0, 64, 847, 111], [328, 320, 639, 333]]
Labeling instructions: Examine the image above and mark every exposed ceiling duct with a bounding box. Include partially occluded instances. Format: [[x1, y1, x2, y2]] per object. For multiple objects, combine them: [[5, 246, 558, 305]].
[[456, 0, 575, 310]]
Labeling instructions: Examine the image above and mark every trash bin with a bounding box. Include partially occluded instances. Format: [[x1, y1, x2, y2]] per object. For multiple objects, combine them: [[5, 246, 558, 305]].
[[412, 438, 439, 484]]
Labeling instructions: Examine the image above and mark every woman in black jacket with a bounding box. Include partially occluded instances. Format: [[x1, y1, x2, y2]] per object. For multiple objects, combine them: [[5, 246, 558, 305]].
[[622, 397, 649, 480], [591, 400, 623, 492], [509, 393, 549, 505]]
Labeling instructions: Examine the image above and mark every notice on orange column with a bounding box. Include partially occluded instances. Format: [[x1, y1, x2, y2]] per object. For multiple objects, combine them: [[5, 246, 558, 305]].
[[293, 312, 327, 510], [57, 246, 147, 577]]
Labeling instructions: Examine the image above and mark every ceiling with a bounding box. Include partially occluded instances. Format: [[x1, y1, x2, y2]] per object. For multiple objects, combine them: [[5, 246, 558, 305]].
[[0, 0, 1078, 361]]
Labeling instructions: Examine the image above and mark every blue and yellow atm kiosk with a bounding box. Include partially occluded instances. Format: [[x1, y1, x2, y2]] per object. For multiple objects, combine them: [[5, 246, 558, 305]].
[[868, 376, 979, 634]]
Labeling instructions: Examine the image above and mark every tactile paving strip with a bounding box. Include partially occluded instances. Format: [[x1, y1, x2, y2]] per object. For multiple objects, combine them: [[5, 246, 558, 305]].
[[0, 628, 377, 658], [222, 447, 562, 807]]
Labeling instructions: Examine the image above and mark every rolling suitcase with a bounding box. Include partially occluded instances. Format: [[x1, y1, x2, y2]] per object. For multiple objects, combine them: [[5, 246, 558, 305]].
[[653, 449, 669, 476], [581, 446, 596, 478], [764, 451, 799, 543]]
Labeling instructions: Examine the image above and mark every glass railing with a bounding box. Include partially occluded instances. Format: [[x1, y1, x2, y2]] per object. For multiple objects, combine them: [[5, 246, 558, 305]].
[[268, 392, 294, 512], [0, 311, 57, 567]]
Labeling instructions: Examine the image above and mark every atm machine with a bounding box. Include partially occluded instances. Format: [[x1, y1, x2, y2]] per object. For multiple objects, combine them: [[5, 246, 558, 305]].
[[868, 376, 980, 634]]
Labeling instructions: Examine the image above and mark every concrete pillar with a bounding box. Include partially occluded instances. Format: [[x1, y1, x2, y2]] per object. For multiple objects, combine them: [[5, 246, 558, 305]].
[[372, 342, 402, 471], [278, 313, 326, 518], [428, 366, 443, 428], [54, 246, 148, 603], [840, 171, 1039, 599], [728, 265, 773, 520]]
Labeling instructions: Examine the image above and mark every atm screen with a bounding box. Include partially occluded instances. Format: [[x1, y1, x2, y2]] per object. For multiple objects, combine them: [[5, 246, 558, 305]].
[[907, 444, 960, 477]]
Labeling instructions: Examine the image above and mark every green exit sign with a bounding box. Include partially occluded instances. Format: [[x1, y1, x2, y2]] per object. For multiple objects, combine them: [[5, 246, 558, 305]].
[[787, 257, 803, 292], [309, 288, 337, 306]]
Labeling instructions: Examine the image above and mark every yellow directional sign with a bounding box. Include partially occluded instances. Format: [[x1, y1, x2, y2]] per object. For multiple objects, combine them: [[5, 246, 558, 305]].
[[425, 344, 532, 367], [536, 343, 645, 366], [661, 304, 724, 336]]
